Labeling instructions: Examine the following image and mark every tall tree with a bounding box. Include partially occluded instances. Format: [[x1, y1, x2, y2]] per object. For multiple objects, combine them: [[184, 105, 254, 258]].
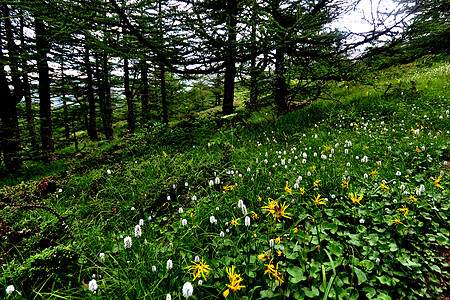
[[0, 4, 23, 171]]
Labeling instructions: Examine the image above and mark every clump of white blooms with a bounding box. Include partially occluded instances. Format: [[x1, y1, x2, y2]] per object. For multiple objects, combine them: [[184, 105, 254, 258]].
[[139, 219, 144, 226], [99, 253, 105, 262], [209, 216, 217, 224], [166, 294, 172, 300], [167, 259, 173, 270], [245, 216, 251, 226], [134, 225, 142, 237], [179, 207, 184, 214], [88, 279, 98, 292], [182, 282, 194, 298], [6, 285, 15, 295], [181, 219, 188, 226], [152, 265, 157, 272], [124, 236, 132, 249]]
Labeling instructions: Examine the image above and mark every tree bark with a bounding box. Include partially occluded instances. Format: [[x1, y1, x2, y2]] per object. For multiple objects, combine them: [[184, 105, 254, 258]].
[[222, 0, 237, 116], [97, 53, 114, 140], [141, 60, 149, 115], [35, 17, 55, 163], [160, 64, 168, 124], [0, 4, 23, 171], [124, 57, 135, 133], [85, 40, 98, 141], [274, 46, 288, 110]]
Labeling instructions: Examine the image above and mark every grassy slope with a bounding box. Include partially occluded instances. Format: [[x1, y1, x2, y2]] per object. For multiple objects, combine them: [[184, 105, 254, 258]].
[[1, 57, 450, 299]]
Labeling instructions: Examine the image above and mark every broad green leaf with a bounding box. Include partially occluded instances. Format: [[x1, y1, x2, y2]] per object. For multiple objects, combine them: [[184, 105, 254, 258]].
[[353, 266, 368, 285], [302, 286, 319, 298], [363, 287, 376, 299], [288, 265, 306, 283]]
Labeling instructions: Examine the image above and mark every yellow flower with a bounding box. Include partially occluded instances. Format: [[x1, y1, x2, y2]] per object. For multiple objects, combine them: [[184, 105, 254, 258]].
[[264, 258, 284, 286], [434, 176, 444, 189], [313, 194, 326, 207], [223, 289, 230, 298], [258, 251, 271, 261], [262, 198, 278, 217], [284, 182, 292, 194], [370, 169, 378, 176], [342, 180, 349, 189], [273, 202, 292, 220], [185, 257, 211, 281], [293, 227, 299, 233], [414, 148, 421, 153], [323, 145, 332, 151], [250, 211, 258, 220], [311, 165, 316, 171], [363, 146, 369, 150], [380, 183, 389, 192], [349, 192, 363, 205], [274, 236, 281, 244], [231, 217, 239, 227], [391, 218, 403, 225], [163, 151, 168, 157], [409, 195, 418, 203], [276, 249, 283, 256], [397, 205, 409, 218], [313, 179, 321, 187], [223, 185, 235, 191], [299, 187, 305, 195], [225, 266, 245, 293]]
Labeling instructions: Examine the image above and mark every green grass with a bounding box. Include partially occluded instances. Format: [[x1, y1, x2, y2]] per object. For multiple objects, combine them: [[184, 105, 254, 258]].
[[1, 58, 450, 299]]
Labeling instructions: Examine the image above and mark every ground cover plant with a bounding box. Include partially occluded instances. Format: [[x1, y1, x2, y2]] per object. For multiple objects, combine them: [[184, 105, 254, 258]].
[[1, 58, 450, 299]]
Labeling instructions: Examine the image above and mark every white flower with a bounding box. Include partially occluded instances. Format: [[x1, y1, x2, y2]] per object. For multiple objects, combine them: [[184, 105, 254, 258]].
[[364, 173, 368, 179], [269, 239, 274, 247], [419, 184, 425, 192], [192, 195, 197, 201], [237, 199, 244, 208], [179, 207, 184, 214], [166, 294, 172, 300], [307, 171, 311, 176], [194, 255, 200, 263], [393, 199, 397, 203], [245, 216, 251, 226], [396, 171, 402, 176], [167, 195, 171, 201], [185, 182, 189, 187], [387, 146, 392, 151], [182, 282, 194, 298], [130, 207, 135, 211], [124, 236, 132, 249], [209, 179, 214, 186], [167, 259, 173, 270], [148, 216, 152, 221], [181, 219, 187, 226], [220, 231, 225, 238], [209, 216, 217, 224], [375, 258, 381, 264], [107, 169, 111, 174], [134, 225, 142, 237], [88, 279, 98, 292], [139, 219, 144, 226], [241, 205, 247, 215], [99, 253, 105, 262], [198, 279, 203, 286], [152, 265, 157, 272], [6, 285, 14, 295], [359, 219, 365, 224], [344, 149, 349, 154]]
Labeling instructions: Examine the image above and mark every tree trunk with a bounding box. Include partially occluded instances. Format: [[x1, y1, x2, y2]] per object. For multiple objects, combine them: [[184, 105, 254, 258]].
[[160, 64, 168, 124], [141, 60, 149, 115], [124, 57, 135, 133], [0, 4, 23, 171], [85, 40, 98, 141], [35, 17, 55, 163], [274, 46, 288, 111], [222, 0, 237, 116], [98, 53, 114, 140], [249, 13, 259, 107]]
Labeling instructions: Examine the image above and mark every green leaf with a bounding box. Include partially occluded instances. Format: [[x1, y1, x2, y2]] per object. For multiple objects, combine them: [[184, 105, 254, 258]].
[[353, 266, 368, 285], [363, 287, 376, 299], [288, 265, 307, 283], [365, 233, 379, 246], [302, 286, 319, 298], [376, 275, 392, 285], [397, 256, 421, 268], [360, 259, 375, 271], [389, 243, 398, 252]]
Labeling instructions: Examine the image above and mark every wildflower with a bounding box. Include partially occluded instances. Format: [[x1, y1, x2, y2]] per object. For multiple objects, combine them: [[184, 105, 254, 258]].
[[293, 227, 299, 233], [264, 258, 284, 285], [99, 253, 105, 262], [231, 217, 239, 227], [276, 249, 283, 256], [6, 285, 14, 295], [198, 279, 203, 286], [182, 282, 194, 298], [210, 216, 217, 224], [215, 177, 221, 185], [220, 231, 225, 237], [262, 198, 278, 217], [397, 205, 409, 218], [107, 169, 111, 174], [342, 180, 349, 188], [269, 239, 275, 247], [375, 258, 381, 264], [391, 218, 403, 225], [237, 199, 244, 208], [135, 225, 142, 237], [380, 183, 389, 191], [258, 251, 271, 260], [250, 211, 258, 220], [223, 266, 245, 298], [167, 259, 173, 270], [124, 236, 132, 249], [274, 236, 281, 244], [245, 216, 251, 226], [241, 204, 247, 215], [223, 185, 235, 191], [273, 202, 292, 220], [359, 219, 365, 224], [152, 265, 157, 272], [163, 151, 168, 157], [88, 279, 98, 292], [139, 219, 144, 226], [284, 182, 292, 194], [349, 192, 363, 206], [299, 187, 305, 195], [434, 176, 444, 189], [179, 207, 184, 214], [370, 169, 378, 176], [181, 219, 188, 226], [313, 194, 326, 207], [409, 195, 418, 203], [313, 179, 321, 187], [166, 294, 172, 300]]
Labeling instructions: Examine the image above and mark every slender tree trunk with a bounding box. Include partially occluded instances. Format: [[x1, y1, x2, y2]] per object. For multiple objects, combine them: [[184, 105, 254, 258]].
[[141, 60, 149, 115], [20, 14, 38, 151], [0, 4, 23, 171], [222, 0, 237, 116], [99, 53, 114, 140], [124, 57, 135, 133], [249, 13, 259, 107], [35, 17, 54, 163], [274, 46, 288, 111], [160, 64, 168, 124], [85, 40, 98, 141]]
